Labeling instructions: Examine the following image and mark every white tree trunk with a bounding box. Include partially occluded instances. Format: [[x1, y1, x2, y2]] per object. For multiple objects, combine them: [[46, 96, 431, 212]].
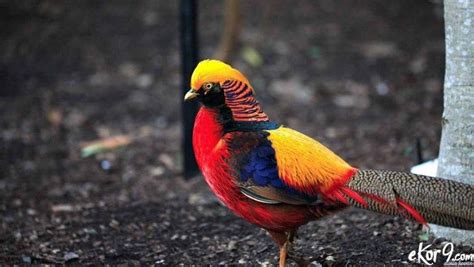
[[433, 0, 474, 245]]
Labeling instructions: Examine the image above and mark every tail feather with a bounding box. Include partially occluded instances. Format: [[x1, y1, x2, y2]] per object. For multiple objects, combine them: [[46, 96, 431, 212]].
[[415, 206, 474, 229], [345, 169, 474, 230]]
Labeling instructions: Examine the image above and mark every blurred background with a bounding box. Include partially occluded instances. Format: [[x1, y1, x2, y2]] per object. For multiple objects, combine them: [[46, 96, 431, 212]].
[[1, 0, 456, 265]]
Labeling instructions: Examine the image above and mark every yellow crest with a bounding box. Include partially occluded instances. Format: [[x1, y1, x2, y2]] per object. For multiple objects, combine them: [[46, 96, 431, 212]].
[[190, 59, 252, 91]]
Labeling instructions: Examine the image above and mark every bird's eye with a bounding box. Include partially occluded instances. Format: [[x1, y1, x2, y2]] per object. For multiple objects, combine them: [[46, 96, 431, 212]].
[[203, 82, 213, 90]]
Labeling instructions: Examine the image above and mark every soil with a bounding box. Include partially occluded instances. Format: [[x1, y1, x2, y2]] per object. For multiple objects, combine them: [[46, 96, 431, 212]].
[[1, 0, 472, 266]]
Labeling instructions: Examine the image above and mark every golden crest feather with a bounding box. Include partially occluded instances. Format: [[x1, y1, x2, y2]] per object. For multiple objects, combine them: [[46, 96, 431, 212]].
[[190, 59, 252, 91]]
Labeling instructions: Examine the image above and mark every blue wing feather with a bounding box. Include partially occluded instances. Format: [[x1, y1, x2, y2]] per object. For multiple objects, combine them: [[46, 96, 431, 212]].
[[239, 138, 317, 202]]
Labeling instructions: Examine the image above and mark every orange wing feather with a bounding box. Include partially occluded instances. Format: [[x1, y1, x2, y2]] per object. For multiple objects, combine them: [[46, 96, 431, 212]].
[[266, 127, 357, 196]]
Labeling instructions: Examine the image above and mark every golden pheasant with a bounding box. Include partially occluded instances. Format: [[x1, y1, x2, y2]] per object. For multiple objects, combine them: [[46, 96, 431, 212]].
[[184, 59, 473, 266]]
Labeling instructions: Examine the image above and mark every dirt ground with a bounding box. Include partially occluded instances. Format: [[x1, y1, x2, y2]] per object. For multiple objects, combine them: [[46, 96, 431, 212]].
[[1, 0, 472, 265]]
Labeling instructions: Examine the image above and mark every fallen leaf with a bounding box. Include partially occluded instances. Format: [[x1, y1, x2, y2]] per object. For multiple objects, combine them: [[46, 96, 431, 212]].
[[418, 231, 430, 241], [21, 255, 31, 264], [47, 109, 63, 127], [241, 46, 263, 67], [119, 62, 139, 79], [158, 153, 174, 170], [357, 41, 399, 60], [64, 252, 79, 262], [81, 135, 132, 157], [325, 255, 335, 261], [51, 204, 75, 213]]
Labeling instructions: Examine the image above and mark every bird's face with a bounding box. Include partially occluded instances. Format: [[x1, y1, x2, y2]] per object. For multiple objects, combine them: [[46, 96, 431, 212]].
[[184, 79, 226, 107], [184, 60, 252, 107]]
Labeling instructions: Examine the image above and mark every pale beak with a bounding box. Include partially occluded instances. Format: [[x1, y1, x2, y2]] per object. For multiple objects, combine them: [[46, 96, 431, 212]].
[[184, 89, 199, 101]]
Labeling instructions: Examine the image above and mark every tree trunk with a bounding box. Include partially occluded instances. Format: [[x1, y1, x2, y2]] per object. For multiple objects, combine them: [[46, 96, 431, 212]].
[[434, 0, 474, 244]]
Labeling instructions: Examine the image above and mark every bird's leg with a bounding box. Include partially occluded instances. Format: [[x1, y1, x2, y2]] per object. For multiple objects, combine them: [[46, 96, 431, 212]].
[[268, 229, 305, 267], [279, 241, 289, 267], [267, 230, 289, 267]]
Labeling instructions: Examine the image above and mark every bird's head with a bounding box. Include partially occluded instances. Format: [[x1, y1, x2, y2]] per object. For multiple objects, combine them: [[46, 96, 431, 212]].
[[185, 59, 268, 121], [184, 59, 254, 107]]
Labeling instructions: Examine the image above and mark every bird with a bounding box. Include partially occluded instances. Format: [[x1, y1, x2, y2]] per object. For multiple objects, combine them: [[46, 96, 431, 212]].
[[184, 59, 473, 266]]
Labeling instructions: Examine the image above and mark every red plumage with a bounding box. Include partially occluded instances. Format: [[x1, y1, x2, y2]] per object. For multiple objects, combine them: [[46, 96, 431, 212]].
[[193, 107, 316, 232]]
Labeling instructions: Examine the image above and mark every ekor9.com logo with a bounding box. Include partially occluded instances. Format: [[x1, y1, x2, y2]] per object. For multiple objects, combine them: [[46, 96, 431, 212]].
[[408, 242, 473, 265]]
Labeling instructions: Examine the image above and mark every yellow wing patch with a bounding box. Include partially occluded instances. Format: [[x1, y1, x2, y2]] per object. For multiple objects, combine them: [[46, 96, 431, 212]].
[[266, 127, 356, 194]]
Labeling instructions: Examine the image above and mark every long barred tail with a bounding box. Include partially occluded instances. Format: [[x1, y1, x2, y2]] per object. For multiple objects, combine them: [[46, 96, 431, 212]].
[[344, 169, 474, 230]]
